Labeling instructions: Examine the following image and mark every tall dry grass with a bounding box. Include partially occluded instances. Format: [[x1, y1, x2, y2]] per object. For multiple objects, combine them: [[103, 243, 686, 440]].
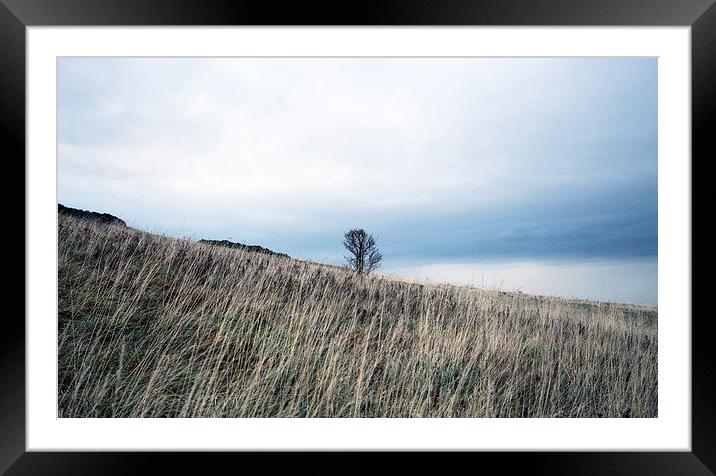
[[58, 214, 657, 418]]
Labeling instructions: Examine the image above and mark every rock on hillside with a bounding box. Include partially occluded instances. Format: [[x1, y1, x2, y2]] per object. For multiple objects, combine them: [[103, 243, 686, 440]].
[[58, 203, 127, 227], [199, 239, 290, 259]]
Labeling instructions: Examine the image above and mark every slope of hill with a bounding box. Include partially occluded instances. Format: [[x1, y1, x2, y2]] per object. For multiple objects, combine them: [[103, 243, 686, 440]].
[[58, 212, 658, 418], [58, 203, 127, 227]]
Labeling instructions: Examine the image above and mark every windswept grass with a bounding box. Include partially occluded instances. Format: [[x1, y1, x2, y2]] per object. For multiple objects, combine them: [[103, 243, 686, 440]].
[[58, 214, 657, 417]]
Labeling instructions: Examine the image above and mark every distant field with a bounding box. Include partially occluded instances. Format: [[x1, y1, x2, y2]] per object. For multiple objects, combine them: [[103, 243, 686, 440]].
[[58, 214, 658, 418]]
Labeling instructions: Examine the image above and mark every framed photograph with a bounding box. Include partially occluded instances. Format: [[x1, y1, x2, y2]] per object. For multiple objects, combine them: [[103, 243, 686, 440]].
[[8, 0, 712, 473]]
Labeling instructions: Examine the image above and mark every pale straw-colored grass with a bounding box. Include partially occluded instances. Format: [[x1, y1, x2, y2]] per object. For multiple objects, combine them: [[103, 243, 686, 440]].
[[58, 214, 657, 418]]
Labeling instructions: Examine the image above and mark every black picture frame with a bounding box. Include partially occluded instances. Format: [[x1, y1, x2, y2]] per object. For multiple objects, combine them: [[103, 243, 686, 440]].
[[5, 0, 712, 473]]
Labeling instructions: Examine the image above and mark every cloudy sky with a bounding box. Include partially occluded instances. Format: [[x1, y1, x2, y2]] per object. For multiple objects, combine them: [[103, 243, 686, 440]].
[[58, 57, 657, 305]]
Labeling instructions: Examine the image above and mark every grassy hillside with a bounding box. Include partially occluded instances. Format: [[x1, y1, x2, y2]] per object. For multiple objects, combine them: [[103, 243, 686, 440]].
[[58, 213, 658, 418]]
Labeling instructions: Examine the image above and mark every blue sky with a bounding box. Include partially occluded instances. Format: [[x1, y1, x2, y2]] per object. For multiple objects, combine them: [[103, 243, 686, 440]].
[[58, 58, 657, 305]]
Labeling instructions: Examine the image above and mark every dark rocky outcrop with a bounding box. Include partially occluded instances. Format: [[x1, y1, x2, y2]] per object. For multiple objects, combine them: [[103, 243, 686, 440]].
[[199, 239, 289, 259], [58, 203, 127, 227]]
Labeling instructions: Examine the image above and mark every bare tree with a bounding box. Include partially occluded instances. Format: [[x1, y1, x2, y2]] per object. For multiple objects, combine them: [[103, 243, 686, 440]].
[[343, 229, 382, 275]]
